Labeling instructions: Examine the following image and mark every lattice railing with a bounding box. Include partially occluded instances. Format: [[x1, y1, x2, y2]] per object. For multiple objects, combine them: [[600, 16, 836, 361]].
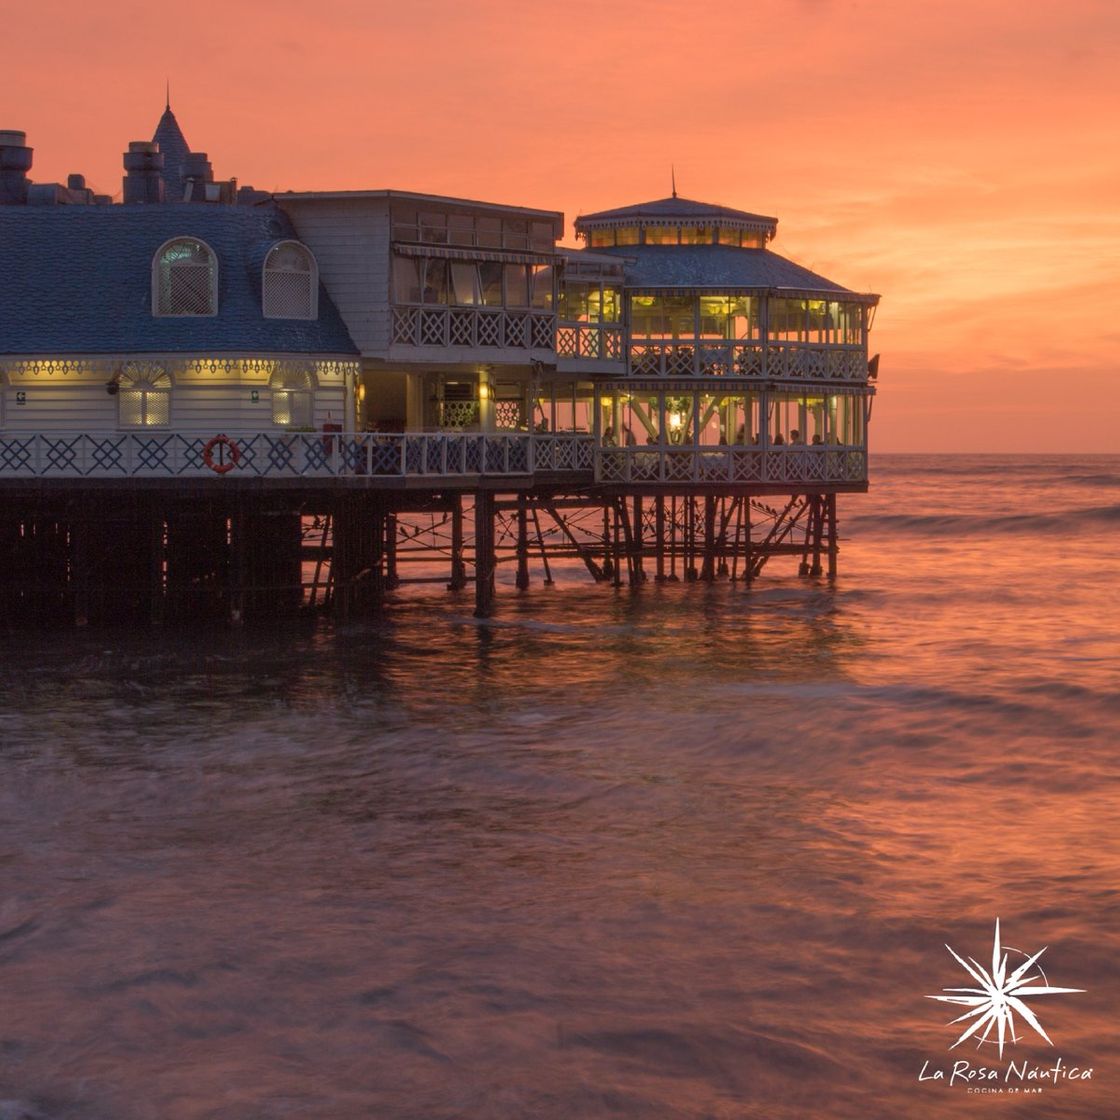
[[0, 432, 598, 480], [555, 323, 626, 364], [595, 446, 867, 485], [391, 307, 555, 351], [624, 341, 867, 381]]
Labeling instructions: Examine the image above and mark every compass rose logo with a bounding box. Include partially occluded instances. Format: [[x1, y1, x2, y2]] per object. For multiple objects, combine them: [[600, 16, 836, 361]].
[[928, 918, 1085, 1057]]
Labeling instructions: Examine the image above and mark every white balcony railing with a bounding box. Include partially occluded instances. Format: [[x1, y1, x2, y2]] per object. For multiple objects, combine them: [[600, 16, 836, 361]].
[[555, 322, 625, 363], [0, 432, 863, 485], [391, 307, 555, 350], [627, 341, 867, 380], [595, 446, 867, 485], [0, 432, 595, 480]]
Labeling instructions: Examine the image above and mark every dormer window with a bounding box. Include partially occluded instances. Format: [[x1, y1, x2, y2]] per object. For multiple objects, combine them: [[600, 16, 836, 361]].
[[153, 238, 217, 316], [263, 242, 318, 320]]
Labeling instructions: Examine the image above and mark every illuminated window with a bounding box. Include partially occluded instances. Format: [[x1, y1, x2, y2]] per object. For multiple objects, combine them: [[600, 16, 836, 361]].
[[629, 294, 695, 338], [263, 242, 317, 320], [643, 226, 678, 245], [118, 361, 171, 428], [679, 225, 710, 245], [615, 227, 640, 246], [270, 364, 315, 428], [769, 299, 808, 342], [153, 238, 217, 316], [589, 229, 615, 248]]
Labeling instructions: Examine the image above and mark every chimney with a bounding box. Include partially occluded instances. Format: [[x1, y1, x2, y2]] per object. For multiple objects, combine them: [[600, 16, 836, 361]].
[[123, 141, 165, 204], [181, 151, 215, 201], [0, 130, 33, 205]]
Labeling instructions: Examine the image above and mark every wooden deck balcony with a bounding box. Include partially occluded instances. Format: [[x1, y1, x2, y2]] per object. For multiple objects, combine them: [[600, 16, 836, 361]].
[[0, 431, 593, 482], [628, 341, 867, 381], [390, 306, 555, 351], [595, 445, 867, 486]]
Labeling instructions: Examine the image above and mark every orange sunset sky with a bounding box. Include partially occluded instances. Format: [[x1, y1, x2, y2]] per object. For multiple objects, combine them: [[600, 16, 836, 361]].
[[9, 0, 1119, 452]]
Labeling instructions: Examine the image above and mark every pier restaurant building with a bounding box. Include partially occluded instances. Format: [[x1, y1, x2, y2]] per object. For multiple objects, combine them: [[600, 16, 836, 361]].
[[0, 107, 880, 622]]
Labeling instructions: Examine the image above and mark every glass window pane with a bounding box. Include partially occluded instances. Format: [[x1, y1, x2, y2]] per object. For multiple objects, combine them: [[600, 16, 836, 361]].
[[615, 227, 640, 246], [479, 261, 503, 306], [643, 226, 678, 245], [451, 262, 481, 305], [531, 264, 552, 309], [504, 219, 528, 250], [419, 213, 447, 244], [392, 255, 421, 304], [422, 259, 448, 304], [558, 282, 590, 321], [477, 217, 501, 248], [531, 221, 553, 251], [589, 230, 614, 248], [447, 214, 474, 246], [679, 225, 710, 245], [504, 264, 529, 307], [119, 390, 144, 427]]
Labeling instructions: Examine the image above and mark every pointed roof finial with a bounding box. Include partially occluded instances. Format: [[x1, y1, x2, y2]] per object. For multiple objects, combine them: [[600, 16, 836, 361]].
[[671, 165, 677, 199], [166, 79, 170, 111]]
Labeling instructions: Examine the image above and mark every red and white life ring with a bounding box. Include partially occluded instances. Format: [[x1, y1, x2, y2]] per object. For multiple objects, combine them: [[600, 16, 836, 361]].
[[202, 434, 241, 475]]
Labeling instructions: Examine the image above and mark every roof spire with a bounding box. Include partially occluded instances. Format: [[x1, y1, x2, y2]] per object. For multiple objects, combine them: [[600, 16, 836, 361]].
[[671, 165, 677, 199], [165, 79, 170, 111]]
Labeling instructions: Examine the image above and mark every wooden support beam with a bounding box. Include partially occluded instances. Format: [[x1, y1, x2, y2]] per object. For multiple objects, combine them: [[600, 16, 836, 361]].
[[515, 493, 530, 590], [474, 490, 496, 618], [448, 494, 467, 590]]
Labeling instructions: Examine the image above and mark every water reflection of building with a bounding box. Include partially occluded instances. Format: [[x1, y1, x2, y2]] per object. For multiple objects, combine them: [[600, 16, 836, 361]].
[[0, 107, 880, 624]]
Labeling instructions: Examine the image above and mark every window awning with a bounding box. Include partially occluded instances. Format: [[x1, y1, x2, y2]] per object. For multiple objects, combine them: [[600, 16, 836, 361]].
[[394, 243, 555, 266]]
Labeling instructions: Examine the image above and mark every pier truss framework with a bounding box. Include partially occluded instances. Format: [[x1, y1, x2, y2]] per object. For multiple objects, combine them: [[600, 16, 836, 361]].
[[0, 481, 842, 627]]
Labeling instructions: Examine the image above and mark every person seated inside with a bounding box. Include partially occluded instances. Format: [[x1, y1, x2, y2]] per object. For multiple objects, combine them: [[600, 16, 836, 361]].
[[811, 433, 823, 445], [623, 426, 637, 446], [735, 423, 747, 444], [790, 428, 805, 445], [772, 431, 785, 445], [602, 424, 616, 446]]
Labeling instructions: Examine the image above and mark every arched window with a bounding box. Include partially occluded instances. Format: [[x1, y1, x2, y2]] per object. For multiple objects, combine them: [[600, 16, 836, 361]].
[[270, 364, 315, 428], [263, 242, 318, 320], [152, 238, 217, 316], [118, 361, 172, 428]]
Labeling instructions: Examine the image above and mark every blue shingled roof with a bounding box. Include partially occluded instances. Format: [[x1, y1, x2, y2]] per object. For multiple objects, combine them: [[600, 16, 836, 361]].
[[0, 203, 358, 356], [586, 244, 859, 294], [577, 195, 777, 226]]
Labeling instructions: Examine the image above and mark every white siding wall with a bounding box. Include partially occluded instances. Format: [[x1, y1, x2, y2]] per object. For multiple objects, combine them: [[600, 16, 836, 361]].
[[0, 372, 348, 433], [281, 199, 392, 356]]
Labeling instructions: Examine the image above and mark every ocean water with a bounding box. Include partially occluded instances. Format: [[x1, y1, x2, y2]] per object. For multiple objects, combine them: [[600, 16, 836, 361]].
[[1, 454, 1118, 1120]]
